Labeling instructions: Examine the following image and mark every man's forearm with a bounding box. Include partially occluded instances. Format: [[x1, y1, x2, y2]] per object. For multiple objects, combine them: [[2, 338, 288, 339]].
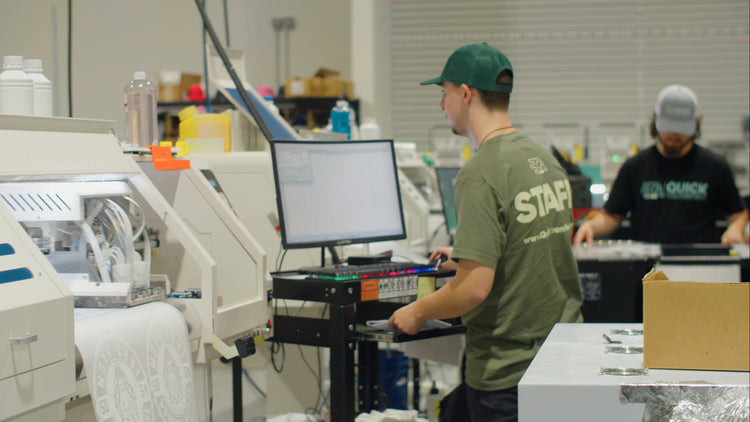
[[588, 210, 624, 237], [412, 262, 495, 321]]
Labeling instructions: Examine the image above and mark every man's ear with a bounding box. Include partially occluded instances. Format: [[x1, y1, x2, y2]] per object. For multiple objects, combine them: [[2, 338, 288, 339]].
[[460, 84, 473, 104]]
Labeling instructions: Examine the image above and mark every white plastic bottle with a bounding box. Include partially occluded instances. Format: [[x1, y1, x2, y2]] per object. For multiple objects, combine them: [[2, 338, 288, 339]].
[[426, 381, 440, 422], [0, 55, 34, 115], [359, 117, 382, 140], [124, 71, 158, 147], [263, 96, 280, 115], [24, 59, 53, 116]]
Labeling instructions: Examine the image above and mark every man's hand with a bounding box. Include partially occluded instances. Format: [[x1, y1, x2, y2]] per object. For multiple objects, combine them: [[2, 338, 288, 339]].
[[573, 222, 595, 245], [722, 210, 750, 245], [429, 247, 457, 272], [721, 225, 749, 245], [573, 210, 623, 245], [388, 302, 425, 335]]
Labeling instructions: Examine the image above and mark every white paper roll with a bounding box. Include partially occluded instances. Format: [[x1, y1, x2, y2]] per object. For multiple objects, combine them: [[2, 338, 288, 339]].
[[74, 302, 199, 421]]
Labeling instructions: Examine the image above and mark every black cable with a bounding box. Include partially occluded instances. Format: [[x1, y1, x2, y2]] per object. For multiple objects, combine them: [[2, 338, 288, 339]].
[[292, 300, 307, 317], [275, 238, 283, 270], [222, 0, 230, 47], [270, 341, 284, 373], [67, 0, 72, 117], [200, 0, 212, 113], [312, 303, 329, 414], [241, 368, 267, 401], [271, 298, 285, 372], [296, 345, 323, 406], [276, 238, 288, 272]]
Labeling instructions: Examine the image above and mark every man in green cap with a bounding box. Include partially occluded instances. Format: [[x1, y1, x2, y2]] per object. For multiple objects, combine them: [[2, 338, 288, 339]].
[[388, 43, 583, 421]]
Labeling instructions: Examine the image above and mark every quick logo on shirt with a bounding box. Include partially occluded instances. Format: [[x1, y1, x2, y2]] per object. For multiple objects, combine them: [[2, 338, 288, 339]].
[[640, 180, 708, 201], [514, 179, 573, 223]]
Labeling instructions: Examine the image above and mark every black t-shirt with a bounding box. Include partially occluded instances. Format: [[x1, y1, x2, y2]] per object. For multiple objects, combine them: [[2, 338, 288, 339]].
[[604, 144, 745, 243]]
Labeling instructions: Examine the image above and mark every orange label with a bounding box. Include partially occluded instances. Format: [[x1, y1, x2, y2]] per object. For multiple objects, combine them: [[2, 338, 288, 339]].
[[360, 279, 379, 301]]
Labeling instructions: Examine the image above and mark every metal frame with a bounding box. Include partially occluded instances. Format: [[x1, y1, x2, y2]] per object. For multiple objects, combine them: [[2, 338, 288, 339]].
[[271, 271, 464, 421]]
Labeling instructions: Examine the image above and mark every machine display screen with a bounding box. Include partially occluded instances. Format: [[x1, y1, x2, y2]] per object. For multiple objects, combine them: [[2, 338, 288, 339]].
[[270, 140, 407, 249], [435, 166, 461, 238]]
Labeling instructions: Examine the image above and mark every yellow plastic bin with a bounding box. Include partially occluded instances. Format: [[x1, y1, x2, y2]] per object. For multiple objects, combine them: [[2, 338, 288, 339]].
[[177, 105, 232, 154]]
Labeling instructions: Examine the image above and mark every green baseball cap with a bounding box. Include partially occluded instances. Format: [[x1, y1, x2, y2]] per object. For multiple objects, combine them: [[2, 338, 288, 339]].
[[420, 42, 513, 93]]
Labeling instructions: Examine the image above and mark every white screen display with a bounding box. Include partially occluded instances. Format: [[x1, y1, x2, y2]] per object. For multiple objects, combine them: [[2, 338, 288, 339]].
[[271, 140, 406, 248]]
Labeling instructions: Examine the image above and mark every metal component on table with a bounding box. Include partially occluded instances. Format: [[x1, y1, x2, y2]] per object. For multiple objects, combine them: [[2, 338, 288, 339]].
[[602, 333, 622, 344], [600, 367, 649, 376], [605, 345, 643, 354], [610, 328, 643, 336]]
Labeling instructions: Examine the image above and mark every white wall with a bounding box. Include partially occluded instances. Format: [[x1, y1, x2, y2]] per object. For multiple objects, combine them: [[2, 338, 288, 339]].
[[0, 0, 351, 138]]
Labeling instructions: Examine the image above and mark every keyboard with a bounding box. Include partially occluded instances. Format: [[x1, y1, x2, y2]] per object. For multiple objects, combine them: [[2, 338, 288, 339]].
[[305, 261, 437, 281]]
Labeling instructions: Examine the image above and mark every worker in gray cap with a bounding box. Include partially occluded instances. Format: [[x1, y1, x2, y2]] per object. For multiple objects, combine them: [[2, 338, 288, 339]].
[[575, 84, 749, 245]]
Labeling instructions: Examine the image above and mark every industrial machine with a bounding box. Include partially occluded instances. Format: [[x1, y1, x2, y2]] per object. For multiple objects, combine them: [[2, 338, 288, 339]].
[[0, 115, 270, 421], [0, 193, 75, 422], [394, 142, 441, 213], [137, 161, 271, 361], [188, 152, 319, 272]]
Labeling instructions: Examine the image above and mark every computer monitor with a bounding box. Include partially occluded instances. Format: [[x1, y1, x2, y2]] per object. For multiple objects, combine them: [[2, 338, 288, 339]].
[[270, 140, 407, 249], [435, 167, 461, 238]]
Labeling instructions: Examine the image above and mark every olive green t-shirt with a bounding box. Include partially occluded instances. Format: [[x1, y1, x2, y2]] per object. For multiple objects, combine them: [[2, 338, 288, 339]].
[[451, 131, 583, 391]]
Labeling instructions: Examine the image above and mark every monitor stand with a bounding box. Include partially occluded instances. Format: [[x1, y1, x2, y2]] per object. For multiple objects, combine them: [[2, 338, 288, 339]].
[[323, 246, 342, 266]]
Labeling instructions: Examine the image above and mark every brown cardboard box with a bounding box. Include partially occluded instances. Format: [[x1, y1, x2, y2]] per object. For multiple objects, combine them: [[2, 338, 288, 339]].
[[642, 269, 749, 371], [284, 68, 354, 98], [285, 77, 311, 97]]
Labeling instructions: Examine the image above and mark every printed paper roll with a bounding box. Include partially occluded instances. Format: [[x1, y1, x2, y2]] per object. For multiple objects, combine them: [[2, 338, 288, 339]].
[[74, 302, 199, 421]]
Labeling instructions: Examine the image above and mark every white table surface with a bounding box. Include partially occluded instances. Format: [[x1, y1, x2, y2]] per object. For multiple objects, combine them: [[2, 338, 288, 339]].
[[518, 323, 749, 422]]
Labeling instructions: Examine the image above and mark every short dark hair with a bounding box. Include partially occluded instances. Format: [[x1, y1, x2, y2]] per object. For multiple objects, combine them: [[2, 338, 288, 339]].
[[649, 112, 702, 141], [476, 70, 513, 110]]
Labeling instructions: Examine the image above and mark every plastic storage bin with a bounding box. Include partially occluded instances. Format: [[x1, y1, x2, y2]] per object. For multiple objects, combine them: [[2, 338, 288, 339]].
[[177, 105, 232, 153]]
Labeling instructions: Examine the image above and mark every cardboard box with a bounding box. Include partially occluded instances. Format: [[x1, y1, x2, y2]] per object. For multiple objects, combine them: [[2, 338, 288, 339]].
[[284, 68, 354, 99], [284, 77, 311, 97], [642, 269, 749, 371]]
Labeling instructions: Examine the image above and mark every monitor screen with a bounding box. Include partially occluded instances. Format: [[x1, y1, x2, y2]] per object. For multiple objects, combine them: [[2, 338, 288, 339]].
[[435, 167, 461, 237], [270, 140, 407, 249]]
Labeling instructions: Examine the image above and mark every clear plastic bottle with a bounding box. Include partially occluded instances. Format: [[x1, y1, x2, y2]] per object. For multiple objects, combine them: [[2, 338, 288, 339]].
[[124, 71, 158, 147], [330, 99, 352, 139], [23, 59, 53, 116], [0, 55, 34, 115]]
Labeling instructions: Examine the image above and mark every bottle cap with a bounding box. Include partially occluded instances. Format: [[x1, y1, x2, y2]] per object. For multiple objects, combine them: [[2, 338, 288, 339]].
[[23, 59, 43, 72], [3, 55, 24, 70], [134, 71, 147, 80], [336, 99, 348, 108]]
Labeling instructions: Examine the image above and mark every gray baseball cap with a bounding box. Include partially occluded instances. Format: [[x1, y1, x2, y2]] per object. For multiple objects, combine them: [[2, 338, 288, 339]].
[[654, 85, 698, 136]]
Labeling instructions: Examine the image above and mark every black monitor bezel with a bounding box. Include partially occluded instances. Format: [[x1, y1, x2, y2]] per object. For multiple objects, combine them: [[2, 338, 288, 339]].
[[269, 139, 408, 250]]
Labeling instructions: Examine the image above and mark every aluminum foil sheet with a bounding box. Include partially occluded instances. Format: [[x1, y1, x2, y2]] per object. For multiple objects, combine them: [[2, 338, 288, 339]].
[[620, 382, 750, 422]]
